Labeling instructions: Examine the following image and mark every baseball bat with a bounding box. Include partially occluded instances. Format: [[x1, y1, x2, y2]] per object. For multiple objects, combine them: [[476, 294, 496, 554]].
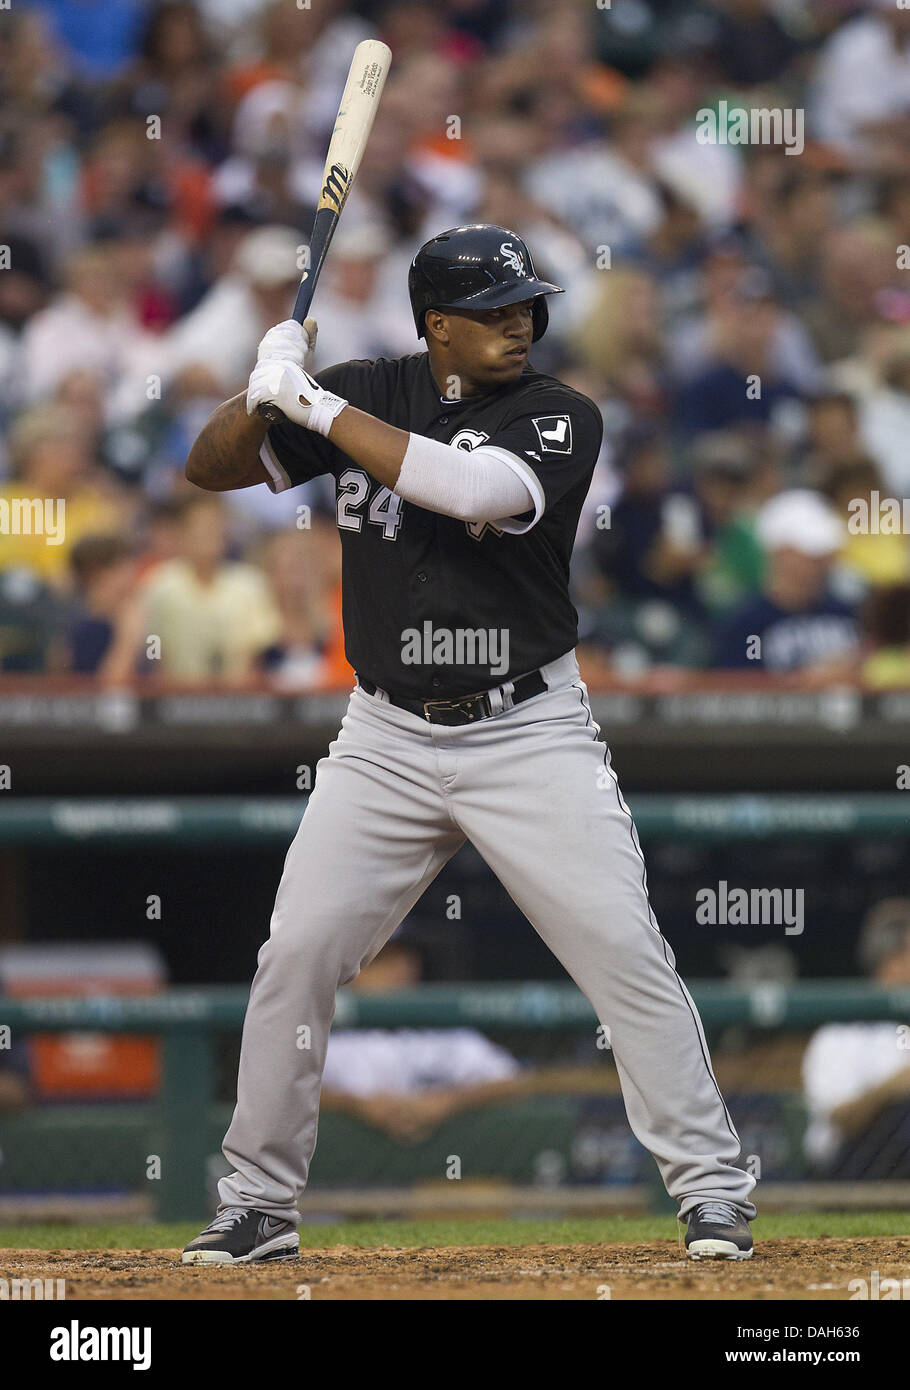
[[256, 38, 392, 424]]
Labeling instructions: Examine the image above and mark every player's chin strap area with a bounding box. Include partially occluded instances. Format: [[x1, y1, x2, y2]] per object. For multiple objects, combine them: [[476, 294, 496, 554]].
[[356, 668, 547, 725]]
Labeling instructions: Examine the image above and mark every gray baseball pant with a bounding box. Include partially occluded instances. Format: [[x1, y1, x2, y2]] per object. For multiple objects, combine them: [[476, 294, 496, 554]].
[[218, 650, 757, 1222]]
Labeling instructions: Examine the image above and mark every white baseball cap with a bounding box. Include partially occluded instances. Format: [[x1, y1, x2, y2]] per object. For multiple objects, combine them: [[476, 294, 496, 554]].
[[233, 226, 303, 288], [331, 221, 392, 261], [755, 488, 845, 557]]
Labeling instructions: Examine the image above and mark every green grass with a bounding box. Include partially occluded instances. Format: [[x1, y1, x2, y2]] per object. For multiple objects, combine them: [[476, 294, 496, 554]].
[[1, 1210, 909, 1251]]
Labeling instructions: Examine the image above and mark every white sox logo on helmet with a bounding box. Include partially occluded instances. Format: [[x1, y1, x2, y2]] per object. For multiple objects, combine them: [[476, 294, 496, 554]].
[[499, 242, 527, 277]]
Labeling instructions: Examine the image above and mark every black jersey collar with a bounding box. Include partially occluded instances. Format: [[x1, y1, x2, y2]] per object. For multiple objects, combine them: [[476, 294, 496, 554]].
[[420, 351, 538, 414]]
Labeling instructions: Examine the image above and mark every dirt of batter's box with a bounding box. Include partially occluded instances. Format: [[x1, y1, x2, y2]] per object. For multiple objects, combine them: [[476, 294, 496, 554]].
[[2, 1237, 909, 1300]]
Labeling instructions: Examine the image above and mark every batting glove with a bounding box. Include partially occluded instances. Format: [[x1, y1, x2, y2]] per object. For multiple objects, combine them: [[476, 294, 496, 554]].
[[255, 317, 318, 369], [246, 358, 348, 437]]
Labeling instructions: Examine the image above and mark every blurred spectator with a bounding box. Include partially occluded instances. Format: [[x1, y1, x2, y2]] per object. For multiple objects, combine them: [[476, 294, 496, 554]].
[[825, 459, 910, 598], [0, 403, 123, 585], [861, 583, 910, 689], [0, 567, 67, 673], [0, 0, 908, 686], [142, 492, 281, 680], [322, 934, 612, 1144], [525, 90, 666, 257], [55, 368, 108, 438], [802, 220, 902, 366], [112, 1, 223, 164], [672, 235, 823, 396], [79, 117, 202, 246], [20, 243, 152, 407], [321, 935, 522, 1143], [649, 59, 744, 230], [21, 0, 150, 79], [0, 1044, 29, 1114], [713, 488, 858, 676], [257, 527, 335, 690], [214, 80, 311, 228], [709, 0, 802, 87], [0, 230, 50, 340], [582, 426, 711, 671], [308, 222, 416, 367], [857, 345, 910, 497], [590, 426, 698, 609], [754, 170, 837, 312], [674, 267, 811, 436], [803, 899, 910, 1179], [689, 432, 764, 614], [810, 0, 910, 167], [135, 497, 182, 579], [802, 391, 863, 482], [116, 224, 303, 417], [577, 267, 666, 419], [68, 533, 147, 679]]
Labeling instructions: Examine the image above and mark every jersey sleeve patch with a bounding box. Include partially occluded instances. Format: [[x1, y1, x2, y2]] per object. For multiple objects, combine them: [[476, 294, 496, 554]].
[[531, 414, 573, 455]]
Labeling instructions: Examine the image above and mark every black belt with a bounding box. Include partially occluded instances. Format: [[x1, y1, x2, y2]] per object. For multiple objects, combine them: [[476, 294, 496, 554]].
[[357, 668, 548, 725]]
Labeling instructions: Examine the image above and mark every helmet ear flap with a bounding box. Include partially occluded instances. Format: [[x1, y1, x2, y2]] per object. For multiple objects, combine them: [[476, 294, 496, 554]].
[[531, 297, 549, 342]]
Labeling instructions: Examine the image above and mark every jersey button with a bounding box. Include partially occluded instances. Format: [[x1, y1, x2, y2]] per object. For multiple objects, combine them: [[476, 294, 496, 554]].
[[438, 416, 449, 425], [416, 571, 429, 583], [431, 678, 442, 688]]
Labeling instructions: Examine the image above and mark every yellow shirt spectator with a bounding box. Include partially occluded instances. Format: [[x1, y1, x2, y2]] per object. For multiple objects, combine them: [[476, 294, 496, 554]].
[[0, 483, 122, 585], [862, 647, 910, 688], [840, 530, 910, 589], [142, 558, 281, 680]]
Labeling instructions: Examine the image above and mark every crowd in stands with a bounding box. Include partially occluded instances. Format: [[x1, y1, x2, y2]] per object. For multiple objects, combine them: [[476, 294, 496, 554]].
[[1, 0, 909, 687]]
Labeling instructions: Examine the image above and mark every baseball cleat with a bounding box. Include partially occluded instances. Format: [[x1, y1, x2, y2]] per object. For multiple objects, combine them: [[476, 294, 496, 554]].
[[684, 1201, 754, 1261], [182, 1207, 299, 1265]]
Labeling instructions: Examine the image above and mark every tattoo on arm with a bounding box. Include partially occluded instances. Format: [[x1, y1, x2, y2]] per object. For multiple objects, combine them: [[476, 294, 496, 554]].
[[185, 393, 270, 491]]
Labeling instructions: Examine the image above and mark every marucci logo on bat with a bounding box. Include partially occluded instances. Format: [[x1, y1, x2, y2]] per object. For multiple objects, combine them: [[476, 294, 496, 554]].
[[321, 163, 352, 210]]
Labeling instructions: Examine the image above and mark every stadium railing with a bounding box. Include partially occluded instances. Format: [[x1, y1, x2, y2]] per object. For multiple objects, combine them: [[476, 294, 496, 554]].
[[2, 981, 910, 1221], [0, 792, 908, 844]]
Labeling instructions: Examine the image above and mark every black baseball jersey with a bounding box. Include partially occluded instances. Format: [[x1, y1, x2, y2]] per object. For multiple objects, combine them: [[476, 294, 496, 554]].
[[260, 352, 602, 698]]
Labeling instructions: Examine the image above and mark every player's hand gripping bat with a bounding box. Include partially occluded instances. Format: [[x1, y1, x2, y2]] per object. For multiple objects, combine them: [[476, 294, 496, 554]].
[[255, 39, 392, 425]]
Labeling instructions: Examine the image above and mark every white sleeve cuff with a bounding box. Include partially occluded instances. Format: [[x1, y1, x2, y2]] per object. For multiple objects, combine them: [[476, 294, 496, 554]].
[[260, 434, 293, 493], [475, 445, 546, 534]]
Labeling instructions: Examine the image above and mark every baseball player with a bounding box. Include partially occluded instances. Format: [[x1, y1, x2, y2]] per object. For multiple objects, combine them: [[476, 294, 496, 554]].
[[182, 225, 756, 1265]]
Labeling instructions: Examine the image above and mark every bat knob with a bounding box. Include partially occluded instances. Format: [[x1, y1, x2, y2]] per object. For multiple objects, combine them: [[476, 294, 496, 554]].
[[256, 402, 284, 424]]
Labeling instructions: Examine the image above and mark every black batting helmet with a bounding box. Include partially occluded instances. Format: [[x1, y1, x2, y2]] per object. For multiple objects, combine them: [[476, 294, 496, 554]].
[[408, 224, 563, 343]]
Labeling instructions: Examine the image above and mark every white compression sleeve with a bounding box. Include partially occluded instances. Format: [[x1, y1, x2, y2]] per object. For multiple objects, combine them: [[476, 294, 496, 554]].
[[394, 432, 544, 528]]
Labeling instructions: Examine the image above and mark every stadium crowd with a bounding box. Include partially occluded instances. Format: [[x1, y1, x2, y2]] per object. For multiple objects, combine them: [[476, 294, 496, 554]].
[[1, 0, 909, 686]]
